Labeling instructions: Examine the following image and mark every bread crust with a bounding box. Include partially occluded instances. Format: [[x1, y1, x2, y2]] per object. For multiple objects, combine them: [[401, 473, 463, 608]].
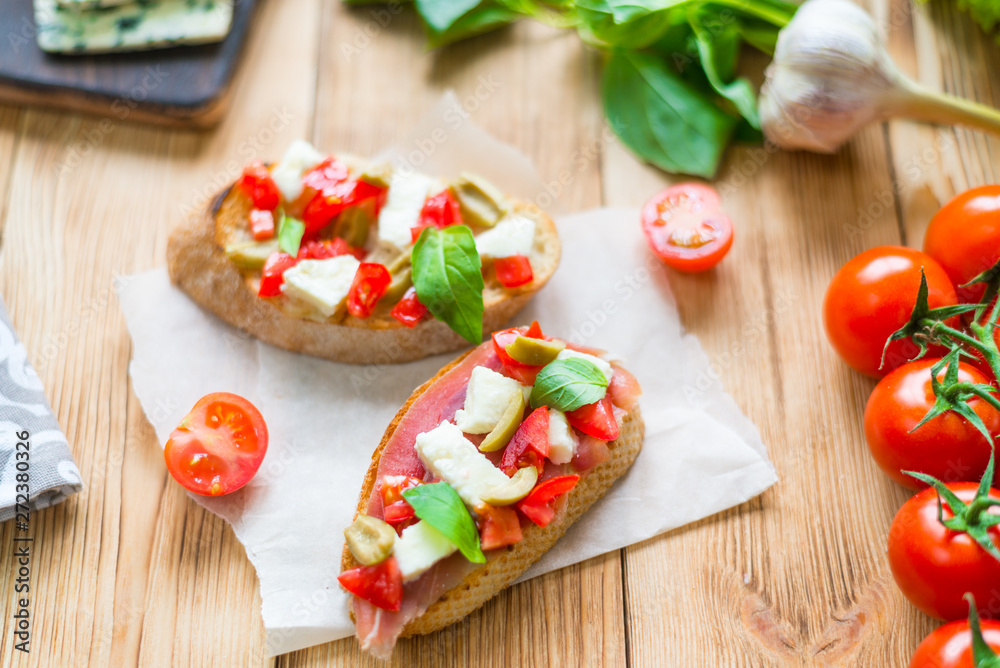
[[166, 186, 560, 365], [341, 353, 645, 638]]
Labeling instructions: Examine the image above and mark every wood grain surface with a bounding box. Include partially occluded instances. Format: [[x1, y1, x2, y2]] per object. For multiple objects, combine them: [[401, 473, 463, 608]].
[[0, 0, 998, 665]]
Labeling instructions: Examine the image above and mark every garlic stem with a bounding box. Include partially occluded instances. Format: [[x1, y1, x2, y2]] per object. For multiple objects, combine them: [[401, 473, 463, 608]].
[[886, 76, 1000, 136]]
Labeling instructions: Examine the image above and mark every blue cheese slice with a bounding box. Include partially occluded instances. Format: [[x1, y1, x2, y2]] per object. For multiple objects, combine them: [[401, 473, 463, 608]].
[[35, 0, 234, 54], [55, 0, 134, 10], [56, 0, 136, 12]]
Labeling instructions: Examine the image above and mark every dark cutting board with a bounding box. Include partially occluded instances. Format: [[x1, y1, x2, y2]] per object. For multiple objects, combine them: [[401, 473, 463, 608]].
[[0, 0, 260, 128]]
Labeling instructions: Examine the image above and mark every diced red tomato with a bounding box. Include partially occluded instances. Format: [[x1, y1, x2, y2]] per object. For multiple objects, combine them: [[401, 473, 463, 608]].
[[501, 407, 550, 475], [382, 499, 416, 534], [380, 475, 422, 505], [297, 238, 364, 261], [338, 557, 403, 612], [516, 475, 580, 528], [347, 263, 392, 319], [249, 209, 276, 240], [258, 252, 297, 297], [391, 287, 429, 328], [303, 180, 360, 234], [494, 255, 534, 288], [477, 504, 523, 550], [301, 157, 348, 192], [567, 396, 619, 441], [237, 161, 281, 211], [301, 158, 385, 235], [607, 366, 641, 411], [411, 190, 463, 242], [524, 321, 545, 339]]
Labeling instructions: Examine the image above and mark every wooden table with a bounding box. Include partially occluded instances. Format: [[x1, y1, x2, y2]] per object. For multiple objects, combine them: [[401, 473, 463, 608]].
[[1, 0, 998, 665]]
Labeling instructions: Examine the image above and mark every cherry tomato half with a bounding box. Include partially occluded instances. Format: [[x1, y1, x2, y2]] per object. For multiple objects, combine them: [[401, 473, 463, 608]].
[[641, 183, 733, 273], [864, 358, 1000, 489], [823, 246, 958, 377], [888, 483, 1000, 621], [924, 185, 1000, 304], [164, 392, 268, 496], [910, 615, 1000, 667]]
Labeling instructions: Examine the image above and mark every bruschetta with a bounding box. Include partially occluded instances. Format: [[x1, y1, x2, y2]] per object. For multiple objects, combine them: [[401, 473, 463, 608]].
[[339, 323, 644, 658], [167, 140, 561, 364]]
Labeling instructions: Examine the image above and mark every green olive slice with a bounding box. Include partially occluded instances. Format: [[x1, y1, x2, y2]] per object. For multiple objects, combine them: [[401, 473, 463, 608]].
[[480, 466, 539, 506], [344, 515, 396, 566], [225, 239, 280, 270], [505, 335, 566, 366], [450, 172, 509, 228], [479, 391, 525, 452], [382, 266, 413, 305]]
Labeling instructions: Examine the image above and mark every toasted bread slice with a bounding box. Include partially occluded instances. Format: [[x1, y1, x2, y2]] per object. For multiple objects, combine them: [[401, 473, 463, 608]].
[[341, 350, 645, 638], [166, 186, 560, 364]]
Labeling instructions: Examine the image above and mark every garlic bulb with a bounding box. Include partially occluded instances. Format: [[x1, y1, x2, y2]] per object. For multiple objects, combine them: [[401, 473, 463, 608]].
[[759, 0, 1000, 153]]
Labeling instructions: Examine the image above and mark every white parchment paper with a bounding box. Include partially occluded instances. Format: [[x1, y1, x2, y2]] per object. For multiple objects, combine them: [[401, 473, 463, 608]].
[[117, 94, 777, 657]]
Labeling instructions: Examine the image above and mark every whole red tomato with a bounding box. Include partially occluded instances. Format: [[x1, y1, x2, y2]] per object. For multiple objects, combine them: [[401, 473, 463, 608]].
[[888, 483, 1000, 621], [824, 246, 958, 377], [910, 616, 1000, 667], [924, 185, 1000, 304], [865, 359, 1000, 489]]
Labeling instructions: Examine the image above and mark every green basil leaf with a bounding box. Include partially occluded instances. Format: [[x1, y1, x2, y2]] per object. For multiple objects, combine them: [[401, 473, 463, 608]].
[[690, 11, 760, 128], [530, 357, 609, 412], [412, 225, 484, 345], [403, 482, 486, 564], [576, 1, 686, 48], [277, 214, 305, 257], [415, 0, 481, 32], [423, 2, 520, 47], [602, 49, 737, 177]]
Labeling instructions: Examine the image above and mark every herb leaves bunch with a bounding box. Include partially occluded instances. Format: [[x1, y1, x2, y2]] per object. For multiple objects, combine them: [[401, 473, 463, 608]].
[[344, 0, 798, 178]]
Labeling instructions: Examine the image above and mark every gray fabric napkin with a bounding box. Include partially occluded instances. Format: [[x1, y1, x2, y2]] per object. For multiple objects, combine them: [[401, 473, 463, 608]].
[[0, 297, 82, 522]]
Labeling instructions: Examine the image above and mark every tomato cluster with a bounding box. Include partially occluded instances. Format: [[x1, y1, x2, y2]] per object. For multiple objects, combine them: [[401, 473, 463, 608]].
[[824, 186, 1000, 664]]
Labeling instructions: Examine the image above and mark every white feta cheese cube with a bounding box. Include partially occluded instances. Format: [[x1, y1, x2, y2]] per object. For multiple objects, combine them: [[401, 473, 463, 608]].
[[377, 171, 437, 249], [280, 256, 360, 318], [393, 521, 457, 582], [454, 367, 529, 434], [415, 422, 511, 508], [556, 349, 614, 385], [474, 214, 536, 259], [547, 410, 577, 465], [271, 140, 326, 202]]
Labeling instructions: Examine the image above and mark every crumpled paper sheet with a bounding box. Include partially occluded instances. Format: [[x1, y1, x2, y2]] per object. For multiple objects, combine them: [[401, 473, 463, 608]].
[[117, 93, 777, 657]]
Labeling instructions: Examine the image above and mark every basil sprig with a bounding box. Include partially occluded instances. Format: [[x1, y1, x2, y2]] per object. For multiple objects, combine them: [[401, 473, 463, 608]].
[[276, 213, 305, 257], [411, 225, 485, 345], [342, 0, 797, 177], [402, 482, 486, 564], [530, 357, 609, 412]]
